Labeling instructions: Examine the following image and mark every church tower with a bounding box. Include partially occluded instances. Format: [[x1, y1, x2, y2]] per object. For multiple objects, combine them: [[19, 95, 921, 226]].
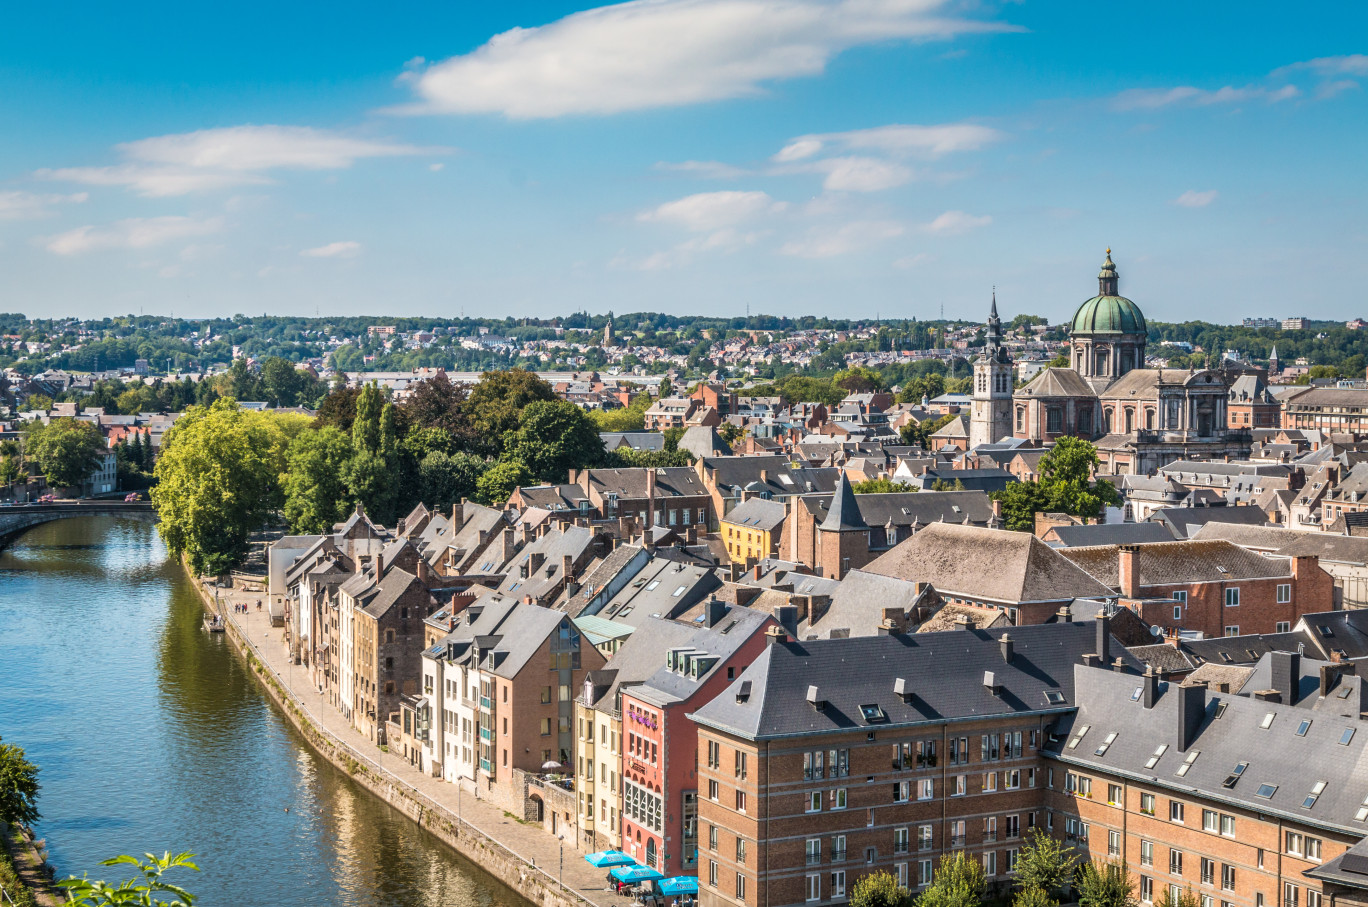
[[1268, 344, 1280, 378], [1069, 250, 1148, 392], [969, 292, 1014, 448]]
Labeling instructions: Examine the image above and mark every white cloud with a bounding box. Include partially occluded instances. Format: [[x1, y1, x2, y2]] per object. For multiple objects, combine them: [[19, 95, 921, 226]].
[[1174, 189, 1218, 208], [45, 216, 223, 255], [397, 0, 1014, 118], [780, 219, 903, 258], [639, 190, 784, 231], [812, 156, 913, 192], [1112, 81, 1301, 111], [0, 190, 88, 220], [1275, 54, 1368, 78], [301, 240, 363, 258], [775, 122, 1002, 161], [922, 210, 991, 234], [40, 125, 442, 197]]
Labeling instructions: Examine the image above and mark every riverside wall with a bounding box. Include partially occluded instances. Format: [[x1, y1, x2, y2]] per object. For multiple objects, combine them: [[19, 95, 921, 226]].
[[188, 571, 598, 907]]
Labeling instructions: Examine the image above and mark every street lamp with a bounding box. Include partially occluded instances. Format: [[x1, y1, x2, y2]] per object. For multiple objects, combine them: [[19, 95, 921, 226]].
[[559, 833, 565, 892]]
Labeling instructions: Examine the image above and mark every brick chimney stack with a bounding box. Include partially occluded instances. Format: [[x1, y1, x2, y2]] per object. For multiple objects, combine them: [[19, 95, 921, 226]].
[[1118, 545, 1141, 598]]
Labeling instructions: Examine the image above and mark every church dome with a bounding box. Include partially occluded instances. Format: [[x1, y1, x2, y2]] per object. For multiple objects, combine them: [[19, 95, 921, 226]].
[[1069, 250, 1147, 335]]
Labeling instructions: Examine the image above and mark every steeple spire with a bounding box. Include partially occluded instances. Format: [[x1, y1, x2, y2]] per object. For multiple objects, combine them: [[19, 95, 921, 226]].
[[989, 287, 998, 321], [1098, 249, 1119, 296]]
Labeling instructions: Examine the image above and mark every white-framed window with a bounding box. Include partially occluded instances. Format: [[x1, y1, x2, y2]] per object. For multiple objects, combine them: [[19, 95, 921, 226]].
[[830, 788, 847, 810], [807, 791, 822, 813], [1109, 830, 1121, 857], [1174, 605, 1183, 620], [1141, 876, 1153, 903], [806, 874, 821, 902], [1276, 621, 1291, 633], [1225, 626, 1240, 637], [1225, 587, 1241, 607], [1173, 590, 1187, 604], [918, 779, 934, 800], [806, 838, 821, 866], [918, 861, 934, 887], [830, 872, 845, 899], [894, 827, 909, 854], [984, 851, 997, 877], [983, 772, 998, 793], [918, 825, 933, 851], [896, 862, 908, 888], [1277, 584, 1291, 604]]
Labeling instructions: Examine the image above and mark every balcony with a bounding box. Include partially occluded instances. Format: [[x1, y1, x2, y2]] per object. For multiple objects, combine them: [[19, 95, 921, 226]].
[[950, 836, 966, 849], [479, 696, 493, 710], [807, 853, 822, 866], [831, 850, 847, 863]]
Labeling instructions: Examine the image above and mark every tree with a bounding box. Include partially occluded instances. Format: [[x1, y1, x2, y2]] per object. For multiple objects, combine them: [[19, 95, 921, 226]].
[[931, 478, 967, 492], [343, 448, 400, 526], [850, 870, 912, 907], [1156, 886, 1200, 907], [1013, 829, 1080, 899], [465, 369, 557, 449], [352, 382, 384, 455], [314, 384, 361, 433], [718, 421, 744, 445], [993, 437, 1122, 532], [0, 735, 40, 828], [152, 400, 302, 575], [417, 451, 486, 511], [476, 460, 533, 505], [281, 427, 355, 534], [900, 413, 956, 448], [24, 417, 105, 488], [833, 366, 886, 394], [852, 477, 904, 494], [1014, 886, 1058, 907], [919, 852, 986, 907], [1077, 860, 1138, 907], [58, 852, 199, 907], [259, 357, 322, 408], [898, 373, 945, 405], [502, 400, 605, 483], [400, 373, 475, 445]]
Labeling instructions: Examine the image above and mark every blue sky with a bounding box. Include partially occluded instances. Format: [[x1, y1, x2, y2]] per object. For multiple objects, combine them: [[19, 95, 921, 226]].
[[1, 1, 1365, 323]]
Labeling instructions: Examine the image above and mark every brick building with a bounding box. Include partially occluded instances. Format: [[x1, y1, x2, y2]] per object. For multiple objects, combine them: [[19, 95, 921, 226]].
[[1281, 387, 1368, 434], [1058, 541, 1336, 638], [688, 620, 1139, 907]]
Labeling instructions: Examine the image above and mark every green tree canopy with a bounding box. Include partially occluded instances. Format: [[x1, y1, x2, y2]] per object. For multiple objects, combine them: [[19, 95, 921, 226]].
[[476, 459, 533, 505], [993, 437, 1122, 532], [852, 477, 905, 494], [0, 734, 40, 828], [418, 451, 487, 512], [24, 417, 106, 488], [152, 400, 305, 574], [281, 426, 355, 534], [850, 870, 912, 907], [465, 369, 557, 448], [502, 400, 605, 483], [59, 852, 199, 907], [1077, 859, 1138, 907], [919, 852, 987, 907], [1014, 829, 1080, 898]]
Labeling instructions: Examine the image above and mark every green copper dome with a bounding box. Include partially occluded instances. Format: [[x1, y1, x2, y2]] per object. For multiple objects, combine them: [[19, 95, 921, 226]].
[[1069, 250, 1147, 335]]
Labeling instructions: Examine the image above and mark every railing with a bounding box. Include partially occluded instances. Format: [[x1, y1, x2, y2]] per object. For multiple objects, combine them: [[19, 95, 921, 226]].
[[830, 850, 847, 863], [807, 853, 821, 866]]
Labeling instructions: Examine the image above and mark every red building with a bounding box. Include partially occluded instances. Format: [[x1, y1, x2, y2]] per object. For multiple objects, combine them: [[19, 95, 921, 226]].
[[618, 604, 777, 876]]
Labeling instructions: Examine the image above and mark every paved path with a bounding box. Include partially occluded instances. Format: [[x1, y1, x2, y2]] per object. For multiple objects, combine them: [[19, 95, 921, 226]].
[[201, 582, 635, 907]]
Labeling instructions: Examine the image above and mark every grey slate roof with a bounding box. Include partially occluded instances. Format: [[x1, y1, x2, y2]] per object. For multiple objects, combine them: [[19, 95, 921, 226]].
[[801, 489, 995, 530], [1059, 540, 1294, 588], [581, 616, 700, 709], [1049, 522, 1177, 547], [633, 605, 775, 708], [1147, 506, 1269, 539], [1126, 643, 1199, 675], [1046, 661, 1368, 836], [723, 497, 788, 533], [690, 621, 1141, 741], [587, 557, 721, 626], [821, 473, 868, 531], [1195, 523, 1368, 567], [805, 570, 924, 639]]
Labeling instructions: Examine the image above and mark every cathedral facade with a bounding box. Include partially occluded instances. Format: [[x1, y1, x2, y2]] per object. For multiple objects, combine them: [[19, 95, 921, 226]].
[[969, 251, 1251, 475]]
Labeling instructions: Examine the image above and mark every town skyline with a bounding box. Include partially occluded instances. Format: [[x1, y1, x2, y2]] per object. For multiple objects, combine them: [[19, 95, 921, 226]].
[[2, 2, 1365, 321]]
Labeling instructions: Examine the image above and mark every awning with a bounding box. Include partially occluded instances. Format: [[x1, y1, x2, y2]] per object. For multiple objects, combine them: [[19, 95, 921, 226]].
[[659, 877, 698, 896], [585, 851, 636, 868], [611, 865, 664, 883]]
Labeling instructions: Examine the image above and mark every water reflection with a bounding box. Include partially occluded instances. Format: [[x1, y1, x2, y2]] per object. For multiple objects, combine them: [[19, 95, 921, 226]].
[[0, 517, 524, 907]]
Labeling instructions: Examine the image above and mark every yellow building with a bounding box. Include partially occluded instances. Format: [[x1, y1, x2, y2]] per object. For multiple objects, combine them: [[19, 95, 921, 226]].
[[720, 497, 786, 565]]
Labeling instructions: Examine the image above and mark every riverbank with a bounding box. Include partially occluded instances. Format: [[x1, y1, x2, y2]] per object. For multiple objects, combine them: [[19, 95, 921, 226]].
[[0, 823, 57, 907], [187, 568, 631, 907]]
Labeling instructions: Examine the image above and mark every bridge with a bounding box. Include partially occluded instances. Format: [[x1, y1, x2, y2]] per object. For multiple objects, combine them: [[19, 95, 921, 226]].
[[0, 501, 159, 546]]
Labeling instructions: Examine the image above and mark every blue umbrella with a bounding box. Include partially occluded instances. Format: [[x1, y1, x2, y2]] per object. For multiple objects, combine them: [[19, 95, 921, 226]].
[[586, 851, 637, 868], [612, 865, 665, 883], [659, 877, 699, 896]]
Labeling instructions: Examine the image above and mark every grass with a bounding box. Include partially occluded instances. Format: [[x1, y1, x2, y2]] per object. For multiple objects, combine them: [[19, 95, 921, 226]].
[[0, 827, 41, 907]]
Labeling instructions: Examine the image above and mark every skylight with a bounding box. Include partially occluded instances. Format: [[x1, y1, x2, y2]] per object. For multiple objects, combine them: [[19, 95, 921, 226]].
[[1176, 751, 1200, 777], [646, 581, 660, 591], [1214, 701, 1228, 719], [1255, 783, 1278, 799], [1341, 728, 1356, 746], [1094, 732, 1118, 757], [1260, 713, 1276, 729], [672, 585, 687, 596], [1067, 725, 1091, 749], [860, 704, 888, 723], [1044, 690, 1065, 705], [1144, 745, 1168, 769], [1131, 687, 1143, 702], [1296, 719, 1312, 737], [1357, 794, 1368, 822], [1303, 781, 1327, 809], [1222, 762, 1249, 789]]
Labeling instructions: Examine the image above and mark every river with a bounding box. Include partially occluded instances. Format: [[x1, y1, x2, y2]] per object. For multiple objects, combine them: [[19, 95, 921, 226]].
[[0, 516, 525, 907]]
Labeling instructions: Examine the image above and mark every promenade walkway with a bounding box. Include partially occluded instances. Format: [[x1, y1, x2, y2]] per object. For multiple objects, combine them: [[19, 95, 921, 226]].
[[200, 581, 634, 907]]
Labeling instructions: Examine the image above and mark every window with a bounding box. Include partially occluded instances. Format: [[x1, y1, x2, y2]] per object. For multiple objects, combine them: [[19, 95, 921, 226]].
[[709, 861, 718, 888], [806, 874, 821, 902], [806, 838, 821, 865], [895, 827, 910, 855], [1220, 815, 1236, 837], [918, 779, 934, 800], [1276, 621, 1291, 632], [736, 839, 746, 864], [1171, 850, 1183, 876], [1141, 841, 1154, 867], [1173, 591, 1188, 604], [1201, 859, 1215, 886], [540, 718, 552, 736], [1141, 793, 1156, 815], [831, 789, 847, 810], [1222, 864, 1236, 891], [1005, 769, 1020, 790], [1005, 815, 1020, 840], [919, 861, 934, 887], [1225, 627, 1240, 637], [1203, 809, 1218, 832], [1225, 587, 1240, 607], [1285, 883, 1299, 907], [1174, 605, 1183, 620], [953, 775, 967, 796], [708, 780, 719, 801], [1108, 784, 1123, 806], [1308, 892, 1323, 907], [708, 741, 721, 768], [736, 874, 745, 902], [736, 790, 747, 813], [735, 751, 748, 779], [984, 851, 997, 877], [1296, 719, 1312, 738], [1256, 783, 1278, 799], [1171, 801, 1185, 823], [1141, 877, 1153, 903], [830, 872, 846, 899], [984, 772, 998, 793], [1277, 584, 1291, 604], [1109, 830, 1121, 857], [711, 826, 720, 852], [808, 792, 822, 813]]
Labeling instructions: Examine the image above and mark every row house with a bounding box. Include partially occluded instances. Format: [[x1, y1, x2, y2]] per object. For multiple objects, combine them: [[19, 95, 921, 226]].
[[688, 620, 1137, 907], [1058, 541, 1336, 639], [695, 456, 841, 529], [1045, 652, 1368, 907], [1281, 387, 1368, 434]]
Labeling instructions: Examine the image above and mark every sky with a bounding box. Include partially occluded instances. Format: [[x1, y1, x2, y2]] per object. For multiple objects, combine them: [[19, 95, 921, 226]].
[[1, 1, 1365, 324]]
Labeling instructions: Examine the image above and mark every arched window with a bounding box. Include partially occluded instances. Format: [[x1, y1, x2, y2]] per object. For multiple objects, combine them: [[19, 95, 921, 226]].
[[647, 838, 657, 869], [1124, 409, 1134, 434], [1103, 408, 1114, 432], [1015, 408, 1025, 432], [1096, 349, 1109, 374], [1145, 409, 1155, 430]]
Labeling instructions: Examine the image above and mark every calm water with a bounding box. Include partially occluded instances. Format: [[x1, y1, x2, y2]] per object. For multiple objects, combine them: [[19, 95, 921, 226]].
[[0, 516, 524, 907]]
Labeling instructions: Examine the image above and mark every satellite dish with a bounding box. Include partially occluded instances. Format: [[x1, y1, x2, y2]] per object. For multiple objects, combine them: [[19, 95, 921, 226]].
[[1151, 625, 1163, 637]]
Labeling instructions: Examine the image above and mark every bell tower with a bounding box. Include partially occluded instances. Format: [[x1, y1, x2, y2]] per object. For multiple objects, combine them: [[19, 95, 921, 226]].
[[970, 291, 1014, 448]]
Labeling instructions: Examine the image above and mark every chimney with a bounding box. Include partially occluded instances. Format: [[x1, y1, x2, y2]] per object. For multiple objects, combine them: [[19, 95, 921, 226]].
[[759, 468, 768, 486], [1056, 604, 1073, 623], [753, 563, 762, 581], [728, 562, 742, 582], [562, 554, 574, 579], [417, 556, 432, 585], [954, 613, 974, 630], [452, 498, 465, 529], [1271, 650, 1300, 705], [1290, 554, 1317, 583], [999, 633, 1014, 663], [1177, 683, 1205, 752], [1142, 667, 1160, 708], [983, 670, 1002, 694], [764, 624, 786, 646], [1252, 689, 1282, 703], [706, 599, 728, 628], [1095, 613, 1111, 665], [1112, 657, 1127, 673], [529, 551, 545, 574], [806, 684, 826, 711], [1118, 545, 1141, 598], [776, 605, 799, 640], [502, 527, 517, 563], [646, 468, 657, 531], [894, 677, 912, 703], [991, 498, 1002, 520], [1320, 662, 1353, 697], [374, 548, 385, 579]]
